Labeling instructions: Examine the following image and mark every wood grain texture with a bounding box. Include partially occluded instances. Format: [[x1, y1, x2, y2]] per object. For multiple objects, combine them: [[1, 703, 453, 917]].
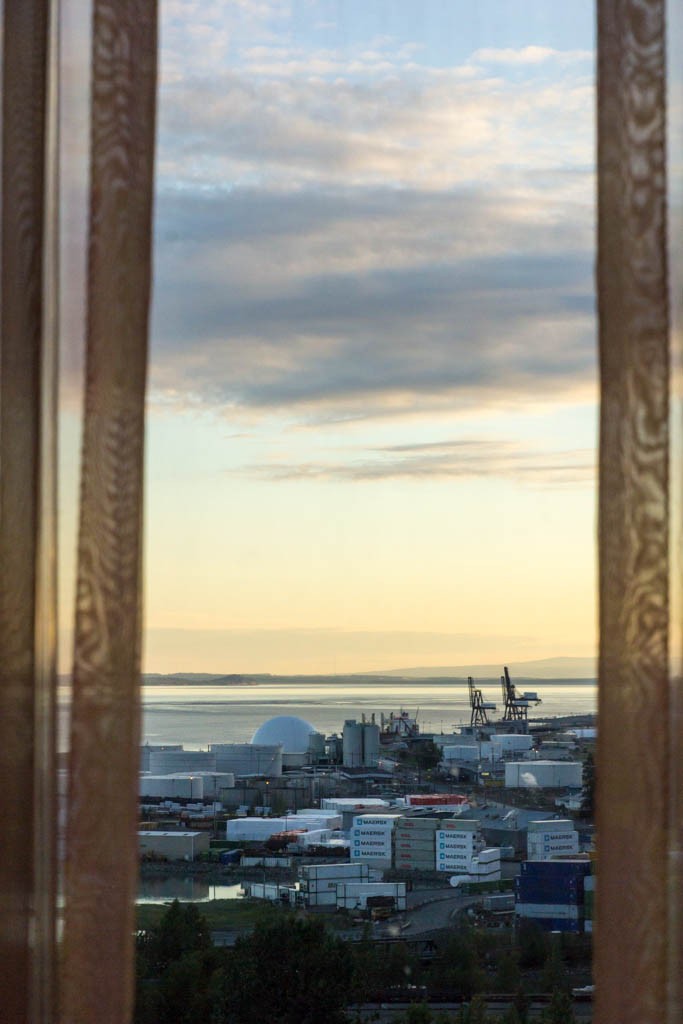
[[0, 4, 51, 1023], [60, 3, 157, 1023], [596, 1, 672, 1021]]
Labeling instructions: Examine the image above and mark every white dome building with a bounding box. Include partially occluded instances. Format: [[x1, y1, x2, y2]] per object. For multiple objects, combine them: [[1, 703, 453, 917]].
[[251, 715, 321, 768]]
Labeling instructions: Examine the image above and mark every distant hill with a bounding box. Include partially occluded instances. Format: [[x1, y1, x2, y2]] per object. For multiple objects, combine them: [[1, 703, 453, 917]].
[[142, 672, 252, 685], [370, 656, 596, 680], [57, 657, 596, 686]]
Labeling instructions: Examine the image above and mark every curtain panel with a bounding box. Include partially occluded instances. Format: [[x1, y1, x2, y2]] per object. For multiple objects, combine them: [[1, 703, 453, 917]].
[[1, 1, 681, 1022]]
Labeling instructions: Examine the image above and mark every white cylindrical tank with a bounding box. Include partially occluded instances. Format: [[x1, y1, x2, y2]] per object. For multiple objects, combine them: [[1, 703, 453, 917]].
[[140, 744, 183, 772], [149, 749, 216, 774], [307, 731, 326, 761], [343, 720, 364, 768], [139, 774, 204, 800], [362, 723, 380, 767], [210, 743, 283, 777]]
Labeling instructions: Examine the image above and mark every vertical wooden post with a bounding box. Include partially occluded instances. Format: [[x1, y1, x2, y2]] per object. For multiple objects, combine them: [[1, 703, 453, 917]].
[[0, 4, 54, 1023], [61, 3, 157, 1022], [596, 1, 673, 1021]]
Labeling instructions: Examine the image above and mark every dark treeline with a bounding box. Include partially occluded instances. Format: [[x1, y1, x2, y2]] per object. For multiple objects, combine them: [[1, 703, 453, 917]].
[[135, 901, 589, 1024]]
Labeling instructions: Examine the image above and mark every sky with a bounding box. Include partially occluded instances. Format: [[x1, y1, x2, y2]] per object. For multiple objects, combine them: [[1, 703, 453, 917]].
[[59, 0, 597, 675]]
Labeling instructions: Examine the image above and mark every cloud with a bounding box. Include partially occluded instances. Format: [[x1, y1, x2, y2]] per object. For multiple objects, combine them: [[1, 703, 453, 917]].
[[469, 46, 592, 67], [150, 183, 595, 421], [147, 19, 595, 426], [241, 438, 595, 485]]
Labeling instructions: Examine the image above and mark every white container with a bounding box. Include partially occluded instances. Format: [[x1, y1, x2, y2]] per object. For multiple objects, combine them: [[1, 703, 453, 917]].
[[528, 819, 574, 834], [515, 903, 581, 920], [321, 798, 389, 811], [505, 761, 583, 789], [438, 819, 481, 832], [353, 814, 400, 828], [301, 863, 369, 880]]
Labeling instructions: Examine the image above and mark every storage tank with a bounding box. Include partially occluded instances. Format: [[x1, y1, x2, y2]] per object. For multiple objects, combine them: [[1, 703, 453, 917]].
[[210, 743, 283, 777], [307, 731, 326, 762], [362, 722, 380, 767], [148, 749, 216, 774], [139, 774, 204, 800], [140, 744, 182, 772], [342, 720, 364, 767]]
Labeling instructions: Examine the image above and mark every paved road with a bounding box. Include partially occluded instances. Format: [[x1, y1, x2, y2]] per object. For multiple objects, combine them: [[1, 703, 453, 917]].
[[370, 890, 480, 938]]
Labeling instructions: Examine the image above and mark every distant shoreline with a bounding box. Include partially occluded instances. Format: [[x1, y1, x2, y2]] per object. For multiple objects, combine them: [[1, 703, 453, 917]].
[[137, 674, 597, 687]]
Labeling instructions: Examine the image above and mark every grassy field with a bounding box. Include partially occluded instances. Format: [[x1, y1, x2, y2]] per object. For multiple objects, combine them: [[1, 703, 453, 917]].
[[136, 897, 282, 932]]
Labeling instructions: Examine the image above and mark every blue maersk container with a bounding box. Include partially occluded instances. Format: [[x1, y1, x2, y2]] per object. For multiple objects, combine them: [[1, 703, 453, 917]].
[[517, 860, 591, 906]]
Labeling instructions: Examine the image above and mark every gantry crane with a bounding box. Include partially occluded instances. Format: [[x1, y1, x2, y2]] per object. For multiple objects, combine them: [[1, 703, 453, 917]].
[[468, 675, 497, 728], [500, 665, 542, 723]]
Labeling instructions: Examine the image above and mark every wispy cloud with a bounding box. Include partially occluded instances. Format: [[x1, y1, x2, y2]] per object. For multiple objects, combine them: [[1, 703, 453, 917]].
[[469, 46, 592, 67], [242, 438, 595, 485]]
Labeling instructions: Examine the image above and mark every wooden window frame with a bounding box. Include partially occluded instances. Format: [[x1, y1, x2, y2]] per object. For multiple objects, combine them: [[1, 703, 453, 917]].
[[0, 1, 680, 1021]]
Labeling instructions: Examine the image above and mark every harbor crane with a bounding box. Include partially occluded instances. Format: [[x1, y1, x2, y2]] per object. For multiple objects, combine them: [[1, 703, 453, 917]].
[[468, 675, 497, 728], [500, 665, 542, 723]]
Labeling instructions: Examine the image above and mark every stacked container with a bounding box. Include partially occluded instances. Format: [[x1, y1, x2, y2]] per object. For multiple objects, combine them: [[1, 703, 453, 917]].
[[393, 816, 439, 871], [527, 820, 580, 861], [350, 813, 399, 867], [435, 819, 483, 873], [515, 859, 592, 932], [300, 862, 371, 907], [469, 847, 501, 881]]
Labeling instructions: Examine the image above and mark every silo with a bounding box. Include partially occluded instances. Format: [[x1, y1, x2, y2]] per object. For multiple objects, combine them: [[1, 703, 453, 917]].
[[307, 731, 325, 763], [149, 749, 216, 774], [361, 722, 380, 767], [343, 720, 363, 767], [140, 743, 182, 772]]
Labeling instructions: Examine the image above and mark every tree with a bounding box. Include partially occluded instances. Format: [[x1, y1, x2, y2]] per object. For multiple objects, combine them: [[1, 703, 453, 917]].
[[135, 901, 217, 1024], [540, 988, 577, 1024], [214, 914, 353, 1024], [517, 919, 546, 969], [540, 941, 570, 995], [396, 1005, 436, 1024], [140, 899, 212, 975], [495, 949, 520, 993], [464, 994, 492, 1024], [501, 1007, 522, 1024], [431, 926, 485, 998]]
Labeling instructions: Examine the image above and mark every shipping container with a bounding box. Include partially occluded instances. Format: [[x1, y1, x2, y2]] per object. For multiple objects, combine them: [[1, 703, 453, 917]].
[[516, 902, 582, 919], [528, 819, 574, 834], [437, 819, 481, 832], [396, 816, 441, 830], [405, 794, 469, 807]]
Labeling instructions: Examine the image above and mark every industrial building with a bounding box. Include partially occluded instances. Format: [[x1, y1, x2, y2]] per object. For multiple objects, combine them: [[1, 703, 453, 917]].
[[505, 760, 583, 789], [138, 830, 211, 861]]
